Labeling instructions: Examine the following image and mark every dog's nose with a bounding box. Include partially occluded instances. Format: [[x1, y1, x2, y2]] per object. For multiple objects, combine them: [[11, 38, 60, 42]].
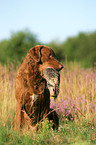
[[59, 63, 63, 71]]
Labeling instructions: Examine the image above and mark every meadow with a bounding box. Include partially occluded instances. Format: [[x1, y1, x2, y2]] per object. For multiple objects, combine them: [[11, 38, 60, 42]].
[[0, 62, 96, 145]]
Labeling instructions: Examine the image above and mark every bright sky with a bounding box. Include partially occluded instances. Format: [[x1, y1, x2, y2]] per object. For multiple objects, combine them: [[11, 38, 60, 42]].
[[0, 0, 96, 43]]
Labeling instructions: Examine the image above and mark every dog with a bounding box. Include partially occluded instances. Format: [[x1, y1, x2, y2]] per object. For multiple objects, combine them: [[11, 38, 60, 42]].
[[14, 45, 63, 130]]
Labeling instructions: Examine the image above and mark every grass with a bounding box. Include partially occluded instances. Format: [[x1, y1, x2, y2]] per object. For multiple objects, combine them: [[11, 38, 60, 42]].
[[0, 62, 96, 144]]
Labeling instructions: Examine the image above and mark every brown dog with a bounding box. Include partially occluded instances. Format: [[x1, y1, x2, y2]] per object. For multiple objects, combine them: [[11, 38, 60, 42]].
[[14, 45, 63, 130]]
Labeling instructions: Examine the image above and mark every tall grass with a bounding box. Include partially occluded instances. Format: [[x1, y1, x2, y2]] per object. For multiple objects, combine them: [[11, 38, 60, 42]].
[[0, 63, 16, 128], [51, 62, 96, 126], [0, 62, 96, 144]]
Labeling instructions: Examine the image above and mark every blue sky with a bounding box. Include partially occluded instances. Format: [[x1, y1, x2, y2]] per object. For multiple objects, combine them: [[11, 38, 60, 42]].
[[0, 0, 96, 43]]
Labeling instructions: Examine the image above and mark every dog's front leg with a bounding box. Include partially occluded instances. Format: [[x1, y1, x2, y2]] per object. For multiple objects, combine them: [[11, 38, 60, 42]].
[[48, 109, 59, 130]]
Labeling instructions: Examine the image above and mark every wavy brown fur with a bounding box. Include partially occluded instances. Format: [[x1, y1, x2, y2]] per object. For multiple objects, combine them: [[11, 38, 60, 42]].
[[14, 45, 63, 130]]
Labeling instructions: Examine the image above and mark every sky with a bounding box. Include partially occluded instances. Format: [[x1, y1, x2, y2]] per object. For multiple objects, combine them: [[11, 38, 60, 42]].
[[0, 0, 96, 43]]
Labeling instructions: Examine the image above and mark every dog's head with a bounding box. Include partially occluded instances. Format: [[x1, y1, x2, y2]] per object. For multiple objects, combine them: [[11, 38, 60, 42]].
[[29, 45, 63, 97], [29, 45, 63, 72]]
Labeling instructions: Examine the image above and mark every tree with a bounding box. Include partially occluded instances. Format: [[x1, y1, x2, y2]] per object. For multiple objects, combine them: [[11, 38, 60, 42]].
[[0, 29, 41, 64]]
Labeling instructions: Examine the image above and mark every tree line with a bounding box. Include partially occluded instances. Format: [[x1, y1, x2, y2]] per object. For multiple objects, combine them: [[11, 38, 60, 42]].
[[0, 29, 96, 67]]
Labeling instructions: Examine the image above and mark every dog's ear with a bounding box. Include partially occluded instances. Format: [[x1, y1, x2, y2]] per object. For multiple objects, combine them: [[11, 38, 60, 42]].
[[29, 45, 43, 62]]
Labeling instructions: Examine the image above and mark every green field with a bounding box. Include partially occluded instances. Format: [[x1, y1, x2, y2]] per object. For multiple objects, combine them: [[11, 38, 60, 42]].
[[0, 62, 96, 145]]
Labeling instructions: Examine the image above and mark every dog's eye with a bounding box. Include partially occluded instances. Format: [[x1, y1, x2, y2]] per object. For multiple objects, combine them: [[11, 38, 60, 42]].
[[49, 54, 53, 58]]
